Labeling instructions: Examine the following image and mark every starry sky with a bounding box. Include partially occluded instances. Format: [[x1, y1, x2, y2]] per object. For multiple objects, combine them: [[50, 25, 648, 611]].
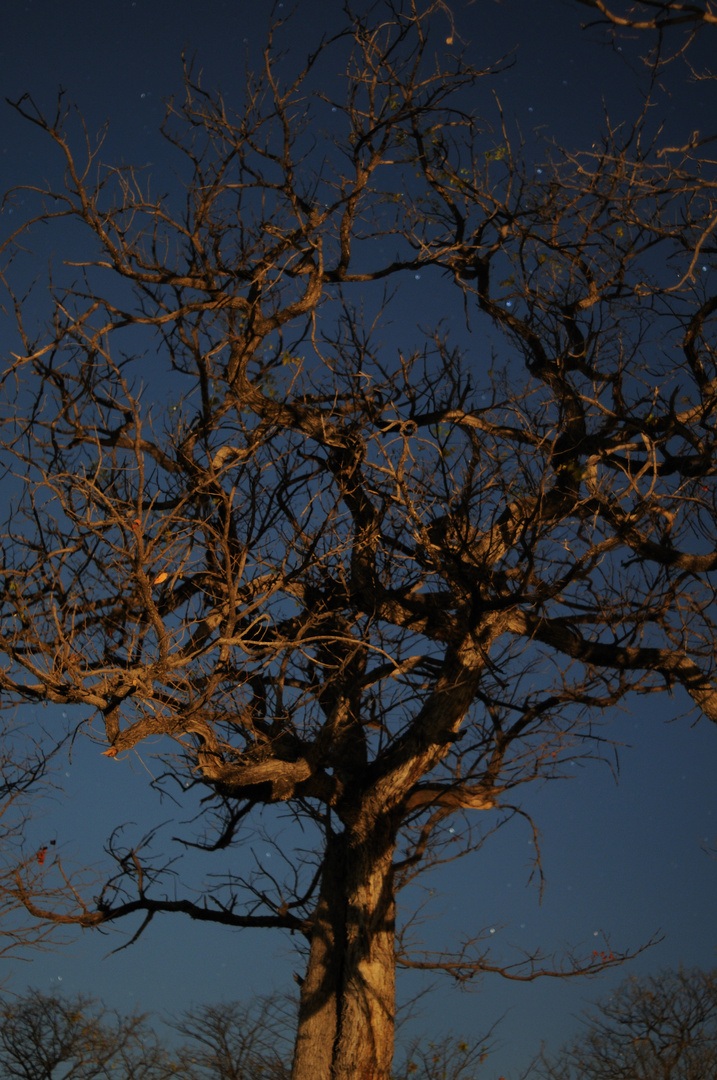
[[1, 2, 716, 1077]]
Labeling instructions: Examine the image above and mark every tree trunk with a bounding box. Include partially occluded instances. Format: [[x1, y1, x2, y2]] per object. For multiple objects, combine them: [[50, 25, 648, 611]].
[[291, 818, 397, 1080]]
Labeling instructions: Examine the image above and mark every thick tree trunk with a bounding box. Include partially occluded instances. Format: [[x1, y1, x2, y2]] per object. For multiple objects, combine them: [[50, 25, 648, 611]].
[[291, 819, 397, 1080], [291, 833, 344, 1080]]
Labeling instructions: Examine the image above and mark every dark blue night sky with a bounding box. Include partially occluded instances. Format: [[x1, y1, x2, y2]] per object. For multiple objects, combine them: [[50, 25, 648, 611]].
[[1, 3, 716, 1078]]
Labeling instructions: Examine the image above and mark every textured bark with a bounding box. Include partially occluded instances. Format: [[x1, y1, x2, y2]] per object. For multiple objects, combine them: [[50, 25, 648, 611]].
[[291, 835, 343, 1080], [292, 823, 397, 1080]]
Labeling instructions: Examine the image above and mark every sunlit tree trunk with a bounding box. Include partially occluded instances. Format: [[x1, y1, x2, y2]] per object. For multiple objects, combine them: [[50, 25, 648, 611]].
[[291, 834, 343, 1080], [292, 819, 397, 1080]]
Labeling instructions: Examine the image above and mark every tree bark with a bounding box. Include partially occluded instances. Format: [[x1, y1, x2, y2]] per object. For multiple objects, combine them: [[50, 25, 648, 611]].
[[292, 819, 397, 1080]]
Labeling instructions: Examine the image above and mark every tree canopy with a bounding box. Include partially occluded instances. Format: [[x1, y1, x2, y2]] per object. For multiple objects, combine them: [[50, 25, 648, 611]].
[[537, 966, 717, 1079], [1, 2, 716, 1078], [0, 989, 176, 1080]]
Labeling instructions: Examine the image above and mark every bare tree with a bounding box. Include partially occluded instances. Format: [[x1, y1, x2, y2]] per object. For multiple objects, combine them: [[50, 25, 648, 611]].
[[392, 1030, 504, 1080], [1, 1, 716, 1077], [170, 997, 294, 1080], [536, 966, 717, 1079], [0, 989, 178, 1079]]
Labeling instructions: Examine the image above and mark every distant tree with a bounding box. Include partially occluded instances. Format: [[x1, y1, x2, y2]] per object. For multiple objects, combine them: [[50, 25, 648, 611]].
[[392, 1031, 500, 1080], [0, 990, 177, 1079], [536, 966, 717, 1079], [1, 1, 716, 1078], [170, 997, 293, 1080]]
